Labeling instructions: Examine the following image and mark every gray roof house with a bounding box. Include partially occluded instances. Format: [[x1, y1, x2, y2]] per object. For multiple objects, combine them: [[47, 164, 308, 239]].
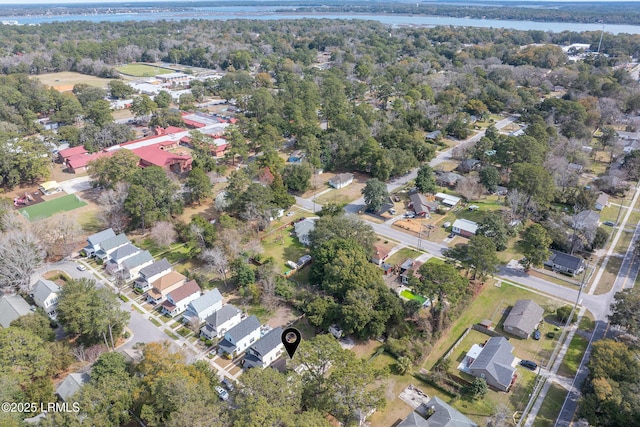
[[328, 173, 354, 189], [456, 159, 481, 174], [436, 172, 462, 187], [503, 300, 544, 339], [95, 233, 130, 261], [595, 193, 609, 211], [183, 288, 223, 323], [410, 193, 438, 217], [294, 217, 318, 246], [85, 228, 116, 256], [135, 258, 172, 291], [56, 372, 90, 402], [544, 250, 585, 276], [468, 337, 516, 392], [218, 315, 262, 358], [0, 294, 32, 328], [121, 250, 154, 280], [106, 243, 140, 272], [31, 278, 61, 318], [201, 304, 243, 340], [244, 327, 285, 369], [572, 210, 600, 232], [398, 397, 478, 427]]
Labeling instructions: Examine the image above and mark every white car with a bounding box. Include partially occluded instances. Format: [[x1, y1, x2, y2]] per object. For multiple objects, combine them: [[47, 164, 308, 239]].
[[77, 264, 87, 271], [215, 386, 229, 401]]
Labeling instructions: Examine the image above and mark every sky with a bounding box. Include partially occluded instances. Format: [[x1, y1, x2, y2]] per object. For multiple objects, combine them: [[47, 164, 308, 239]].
[[8, 0, 640, 4]]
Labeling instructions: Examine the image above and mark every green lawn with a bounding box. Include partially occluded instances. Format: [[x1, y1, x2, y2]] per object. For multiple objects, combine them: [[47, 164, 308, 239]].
[[137, 239, 192, 263], [19, 194, 87, 221], [400, 289, 428, 305], [557, 334, 589, 377], [533, 384, 568, 427], [116, 63, 173, 77], [387, 248, 422, 266], [261, 227, 309, 274]]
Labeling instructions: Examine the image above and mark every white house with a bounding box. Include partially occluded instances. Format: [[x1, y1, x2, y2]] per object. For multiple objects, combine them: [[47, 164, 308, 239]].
[[84, 228, 116, 257], [161, 279, 202, 317], [146, 271, 187, 305], [201, 304, 243, 340], [435, 192, 461, 208], [135, 258, 172, 292], [217, 315, 261, 358], [328, 173, 354, 189], [121, 250, 154, 280], [243, 327, 284, 369], [94, 233, 130, 262], [31, 279, 61, 319], [106, 243, 141, 274], [452, 219, 478, 238], [183, 288, 223, 324]]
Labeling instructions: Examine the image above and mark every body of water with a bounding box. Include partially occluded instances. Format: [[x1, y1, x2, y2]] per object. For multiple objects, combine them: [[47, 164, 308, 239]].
[[1, 7, 639, 35]]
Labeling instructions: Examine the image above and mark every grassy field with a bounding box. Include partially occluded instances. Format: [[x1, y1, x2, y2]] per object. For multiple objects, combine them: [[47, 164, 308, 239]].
[[19, 194, 87, 221], [261, 225, 309, 274], [532, 383, 568, 427], [387, 247, 422, 266], [116, 63, 173, 77], [557, 334, 589, 377], [35, 71, 111, 90]]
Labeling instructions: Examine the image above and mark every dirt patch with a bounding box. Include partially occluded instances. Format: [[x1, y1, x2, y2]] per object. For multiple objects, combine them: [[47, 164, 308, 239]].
[[350, 338, 384, 359], [266, 305, 299, 328], [43, 270, 72, 286], [34, 71, 111, 91]]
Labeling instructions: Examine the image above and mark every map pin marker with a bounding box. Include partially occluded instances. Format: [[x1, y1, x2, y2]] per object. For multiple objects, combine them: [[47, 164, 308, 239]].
[[281, 327, 301, 359]]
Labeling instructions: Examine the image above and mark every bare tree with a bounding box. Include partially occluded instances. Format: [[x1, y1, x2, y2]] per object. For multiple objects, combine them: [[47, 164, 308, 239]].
[[150, 221, 177, 248], [0, 229, 45, 293], [200, 247, 229, 285], [32, 215, 81, 259], [506, 189, 529, 221], [97, 182, 130, 233], [219, 228, 243, 258], [456, 176, 484, 201]]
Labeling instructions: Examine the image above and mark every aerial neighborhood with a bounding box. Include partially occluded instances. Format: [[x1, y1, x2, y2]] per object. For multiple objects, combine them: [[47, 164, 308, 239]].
[[1, 4, 640, 426]]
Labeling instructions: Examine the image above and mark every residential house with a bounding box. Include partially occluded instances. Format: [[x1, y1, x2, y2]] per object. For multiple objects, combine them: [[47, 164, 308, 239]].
[[401, 261, 424, 284], [328, 173, 354, 189], [134, 258, 172, 292], [467, 337, 516, 392], [572, 210, 600, 233], [0, 294, 32, 328], [243, 327, 285, 369], [218, 315, 262, 358], [121, 250, 154, 280], [436, 172, 462, 187], [452, 219, 478, 238], [398, 398, 477, 427], [409, 193, 438, 217], [56, 373, 90, 402], [371, 245, 390, 266], [503, 300, 544, 339], [146, 271, 187, 305], [201, 304, 243, 340], [294, 217, 318, 246], [287, 150, 305, 163], [94, 233, 130, 262], [594, 193, 610, 211], [31, 279, 61, 319], [161, 279, 202, 317], [425, 130, 441, 141], [567, 163, 584, 174], [84, 228, 116, 258], [183, 288, 223, 324], [435, 192, 461, 208], [544, 250, 585, 276], [457, 159, 481, 174], [57, 145, 88, 163], [105, 243, 141, 274]]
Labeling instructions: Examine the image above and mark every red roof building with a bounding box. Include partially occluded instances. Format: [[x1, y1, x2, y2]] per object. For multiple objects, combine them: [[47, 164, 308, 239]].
[[155, 126, 185, 135], [132, 145, 192, 173], [182, 118, 206, 129], [66, 151, 114, 173], [58, 146, 88, 163]]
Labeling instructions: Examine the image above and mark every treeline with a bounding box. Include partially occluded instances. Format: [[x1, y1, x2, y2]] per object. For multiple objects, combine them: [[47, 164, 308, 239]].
[[279, 2, 640, 25]]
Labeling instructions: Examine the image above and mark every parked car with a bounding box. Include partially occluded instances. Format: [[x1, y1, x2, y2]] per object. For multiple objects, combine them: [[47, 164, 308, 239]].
[[77, 264, 87, 271], [520, 360, 537, 370], [533, 330, 541, 340], [215, 386, 229, 401], [221, 378, 235, 392], [448, 232, 456, 239], [603, 221, 615, 226], [389, 208, 396, 215]]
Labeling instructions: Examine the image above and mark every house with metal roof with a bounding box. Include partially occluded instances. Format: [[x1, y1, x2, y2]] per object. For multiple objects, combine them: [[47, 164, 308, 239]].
[[217, 315, 261, 358], [183, 288, 223, 323], [161, 279, 202, 317], [544, 250, 585, 276], [31, 279, 61, 319], [435, 193, 461, 208], [0, 294, 32, 328], [95, 233, 130, 262], [135, 258, 172, 292], [467, 337, 516, 392], [452, 219, 478, 238], [503, 300, 544, 339], [243, 327, 284, 369], [201, 304, 243, 340], [56, 372, 90, 402], [84, 228, 116, 257]]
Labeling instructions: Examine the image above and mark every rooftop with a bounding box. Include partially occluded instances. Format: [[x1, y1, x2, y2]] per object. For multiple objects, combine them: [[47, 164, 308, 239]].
[[248, 327, 283, 358], [139, 258, 172, 279], [205, 304, 241, 328], [225, 315, 261, 342], [87, 228, 116, 247]]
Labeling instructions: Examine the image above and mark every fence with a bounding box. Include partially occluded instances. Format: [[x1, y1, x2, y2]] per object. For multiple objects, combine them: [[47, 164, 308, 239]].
[[442, 327, 471, 360]]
